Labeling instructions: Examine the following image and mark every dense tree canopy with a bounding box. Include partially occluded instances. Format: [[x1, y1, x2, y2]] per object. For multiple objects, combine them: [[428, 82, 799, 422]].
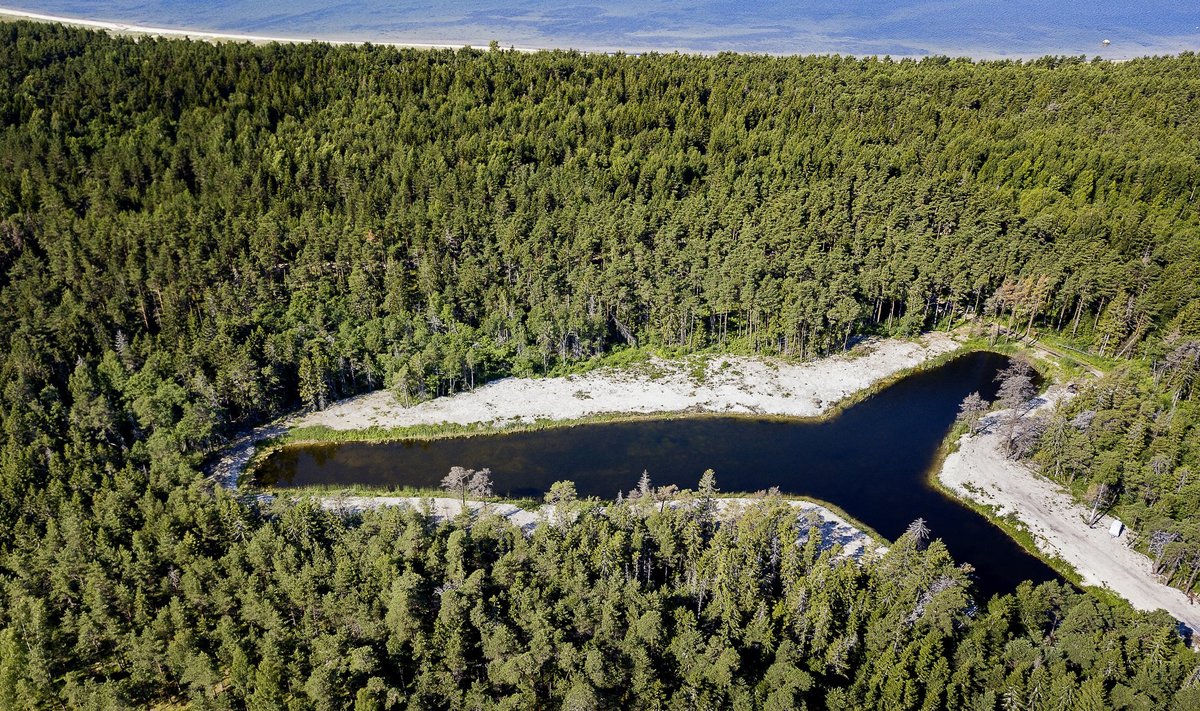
[[1, 21, 1199, 707], [3, 487, 1199, 709], [2, 23, 1198, 425]]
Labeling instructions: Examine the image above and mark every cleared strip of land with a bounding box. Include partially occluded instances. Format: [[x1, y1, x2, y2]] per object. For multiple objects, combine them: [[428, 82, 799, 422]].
[[297, 333, 960, 431], [938, 390, 1200, 638]]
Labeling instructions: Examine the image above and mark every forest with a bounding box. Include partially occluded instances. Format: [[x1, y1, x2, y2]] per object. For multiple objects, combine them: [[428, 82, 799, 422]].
[[1024, 344, 1200, 596], [1, 20, 1199, 708]]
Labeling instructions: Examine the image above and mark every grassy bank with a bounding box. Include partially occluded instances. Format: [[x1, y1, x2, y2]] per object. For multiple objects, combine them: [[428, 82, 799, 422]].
[[275, 484, 547, 511]]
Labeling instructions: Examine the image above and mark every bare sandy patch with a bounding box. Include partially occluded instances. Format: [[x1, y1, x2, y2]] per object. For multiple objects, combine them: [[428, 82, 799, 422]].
[[938, 389, 1200, 638], [297, 333, 959, 431], [315, 494, 884, 559]]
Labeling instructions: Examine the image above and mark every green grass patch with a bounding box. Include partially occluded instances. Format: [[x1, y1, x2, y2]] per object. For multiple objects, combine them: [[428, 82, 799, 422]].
[[1033, 332, 1122, 373]]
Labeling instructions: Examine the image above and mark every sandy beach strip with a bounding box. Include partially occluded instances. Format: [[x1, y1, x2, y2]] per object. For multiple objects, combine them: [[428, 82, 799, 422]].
[[0, 6, 543, 51], [296, 333, 960, 431], [938, 389, 1200, 638]]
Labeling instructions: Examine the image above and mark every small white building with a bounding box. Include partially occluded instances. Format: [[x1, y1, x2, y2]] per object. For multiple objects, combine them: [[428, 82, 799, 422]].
[[1109, 519, 1124, 538]]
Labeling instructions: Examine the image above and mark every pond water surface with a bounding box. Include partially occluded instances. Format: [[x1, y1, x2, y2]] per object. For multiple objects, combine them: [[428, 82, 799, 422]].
[[257, 351, 1063, 599]]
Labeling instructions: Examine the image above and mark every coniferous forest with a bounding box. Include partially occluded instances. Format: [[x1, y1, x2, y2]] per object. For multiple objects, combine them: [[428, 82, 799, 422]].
[[1, 21, 1200, 708]]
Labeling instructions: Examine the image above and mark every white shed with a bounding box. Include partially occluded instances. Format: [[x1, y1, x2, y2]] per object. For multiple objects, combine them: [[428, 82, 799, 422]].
[[1109, 520, 1124, 538]]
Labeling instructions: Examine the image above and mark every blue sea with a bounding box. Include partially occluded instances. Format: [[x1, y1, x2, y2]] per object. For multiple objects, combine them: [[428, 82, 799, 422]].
[[4, 1, 1199, 58]]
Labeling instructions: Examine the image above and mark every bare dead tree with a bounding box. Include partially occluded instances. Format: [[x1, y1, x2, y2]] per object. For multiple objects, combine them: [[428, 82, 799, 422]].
[[905, 518, 932, 550], [441, 466, 472, 507], [996, 358, 1037, 455], [467, 468, 494, 499], [996, 358, 1037, 410], [1009, 416, 1047, 460], [957, 391, 990, 434], [441, 466, 493, 508], [1150, 530, 1183, 574], [654, 484, 680, 513], [630, 470, 653, 500], [1083, 483, 1117, 527]]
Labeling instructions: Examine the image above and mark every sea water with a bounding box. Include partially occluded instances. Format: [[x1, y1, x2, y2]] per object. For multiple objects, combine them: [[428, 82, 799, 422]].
[[5, 0, 1199, 58]]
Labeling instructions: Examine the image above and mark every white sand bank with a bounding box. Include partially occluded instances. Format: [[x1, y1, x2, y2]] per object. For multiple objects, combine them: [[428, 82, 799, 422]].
[[938, 389, 1200, 638], [298, 333, 959, 431], [208, 334, 958, 488], [316, 495, 884, 558]]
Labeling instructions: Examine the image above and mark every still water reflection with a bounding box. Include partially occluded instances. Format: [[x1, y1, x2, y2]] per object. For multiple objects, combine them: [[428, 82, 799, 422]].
[[257, 352, 1061, 598]]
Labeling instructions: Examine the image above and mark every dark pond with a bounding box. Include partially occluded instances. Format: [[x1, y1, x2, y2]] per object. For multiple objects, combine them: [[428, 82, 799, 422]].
[[257, 351, 1062, 599]]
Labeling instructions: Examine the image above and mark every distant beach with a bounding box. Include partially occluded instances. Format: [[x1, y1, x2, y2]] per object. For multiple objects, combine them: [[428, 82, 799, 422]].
[[3, 0, 1199, 58], [0, 7, 542, 51]]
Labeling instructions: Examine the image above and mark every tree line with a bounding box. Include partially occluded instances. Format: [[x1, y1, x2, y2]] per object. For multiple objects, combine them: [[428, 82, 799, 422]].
[[4, 480, 1199, 709]]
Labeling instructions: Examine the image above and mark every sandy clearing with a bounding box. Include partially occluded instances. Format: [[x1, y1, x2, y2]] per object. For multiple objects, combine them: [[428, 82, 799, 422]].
[[315, 494, 884, 558], [297, 333, 960, 431], [938, 389, 1200, 638], [320, 495, 544, 532]]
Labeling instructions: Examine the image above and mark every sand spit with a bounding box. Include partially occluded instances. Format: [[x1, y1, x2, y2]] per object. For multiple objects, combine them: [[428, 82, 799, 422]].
[[316, 495, 884, 559], [939, 389, 1200, 639], [297, 333, 960, 431]]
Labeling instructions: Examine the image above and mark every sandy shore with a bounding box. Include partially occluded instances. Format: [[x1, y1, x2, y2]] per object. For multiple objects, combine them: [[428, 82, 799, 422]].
[[205, 334, 958, 488], [938, 389, 1200, 639], [0, 6, 540, 51], [298, 333, 959, 431], [316, 495, 883, 558]]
